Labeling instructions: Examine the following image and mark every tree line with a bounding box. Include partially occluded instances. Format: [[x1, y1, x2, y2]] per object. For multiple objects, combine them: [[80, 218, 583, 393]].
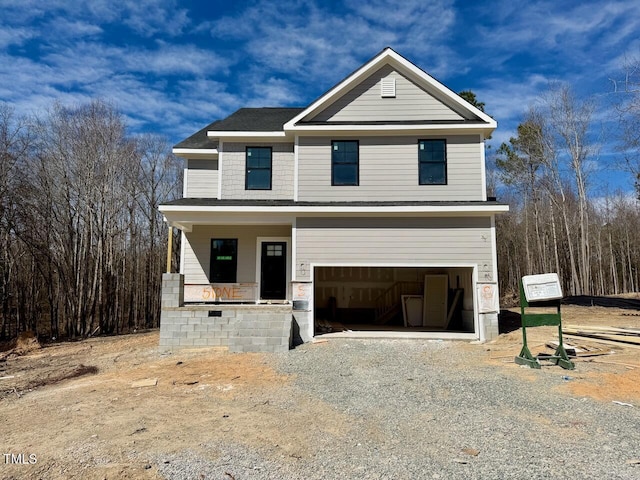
[[490, 61, 640, 300], [0, 100, 181, 340]]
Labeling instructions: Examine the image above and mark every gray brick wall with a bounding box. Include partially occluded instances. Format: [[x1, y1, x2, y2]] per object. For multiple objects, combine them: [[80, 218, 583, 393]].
[[161, 273, 184, 308], [159, 274, 293, 353]]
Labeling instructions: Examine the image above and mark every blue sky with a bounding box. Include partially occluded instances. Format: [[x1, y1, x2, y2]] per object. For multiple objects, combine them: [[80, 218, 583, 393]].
[[2, 0, 639, 192]]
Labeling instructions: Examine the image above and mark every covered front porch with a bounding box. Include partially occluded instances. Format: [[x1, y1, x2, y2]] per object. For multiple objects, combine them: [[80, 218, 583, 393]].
[[158, 218, 296, 353], [179, 223, 293, 303]]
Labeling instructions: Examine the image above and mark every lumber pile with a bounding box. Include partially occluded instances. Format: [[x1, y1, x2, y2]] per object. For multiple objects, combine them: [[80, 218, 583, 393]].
[[562, 325, 640, 349], [545, 340, 611, 357]]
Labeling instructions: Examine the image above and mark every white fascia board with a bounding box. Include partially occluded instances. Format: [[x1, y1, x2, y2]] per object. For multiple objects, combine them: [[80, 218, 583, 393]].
[[159, 204, 510, 215], [286, 124, 494, 136], [172, 148, 218, 159], [169, 221, 192, 232], [284, 48, 497, 130]]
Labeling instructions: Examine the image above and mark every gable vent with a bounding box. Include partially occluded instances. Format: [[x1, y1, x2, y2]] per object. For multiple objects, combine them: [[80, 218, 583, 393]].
[[381, 77, 396, 98]]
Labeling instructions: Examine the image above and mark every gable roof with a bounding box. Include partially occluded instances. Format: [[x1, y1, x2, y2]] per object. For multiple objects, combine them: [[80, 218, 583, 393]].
[[284, 47, 496, 134], [173, 48, 495, 151]]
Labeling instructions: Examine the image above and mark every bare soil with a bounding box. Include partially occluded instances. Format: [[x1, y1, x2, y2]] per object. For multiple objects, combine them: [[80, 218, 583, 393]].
[[0, 303, 639, 479], [487, 304, 640, 403]]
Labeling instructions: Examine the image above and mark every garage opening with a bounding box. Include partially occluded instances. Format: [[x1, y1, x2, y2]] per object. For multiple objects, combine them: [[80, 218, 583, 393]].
[[314, 267, 475, 335]]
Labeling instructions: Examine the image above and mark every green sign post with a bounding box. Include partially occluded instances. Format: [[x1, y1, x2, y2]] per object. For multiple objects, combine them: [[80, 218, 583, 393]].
[[514, 280, 575, 370]]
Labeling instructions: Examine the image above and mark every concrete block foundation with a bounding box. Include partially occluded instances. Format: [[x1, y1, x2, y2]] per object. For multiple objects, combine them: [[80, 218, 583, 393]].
[[480, 312, 499, 342], [160, 274, 292, 353]]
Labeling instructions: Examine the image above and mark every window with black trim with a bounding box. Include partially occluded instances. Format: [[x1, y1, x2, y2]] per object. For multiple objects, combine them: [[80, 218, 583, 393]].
[[331, 140, 359, 186], [418, 139, 447, 185], [210, 239, 238, 283], [246, 147, 272, 190]]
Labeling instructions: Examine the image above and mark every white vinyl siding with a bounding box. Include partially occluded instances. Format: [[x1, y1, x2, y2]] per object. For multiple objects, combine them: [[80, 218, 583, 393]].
[[221, 142, 294, 200], [308, 65, 466, 122], [185, 159, 218, 198], [182, 225, 291, 284], [295, 217, 494, 282], [297, 135, 483, 201]]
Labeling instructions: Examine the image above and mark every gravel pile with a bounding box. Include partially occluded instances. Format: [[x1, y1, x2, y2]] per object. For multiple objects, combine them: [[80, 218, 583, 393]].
[[156, 339, 640, 479]]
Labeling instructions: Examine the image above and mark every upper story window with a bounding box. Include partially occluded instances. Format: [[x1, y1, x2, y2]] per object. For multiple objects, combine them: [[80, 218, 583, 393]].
[[418, 139, 447, 185], [332, 140, 359, 186], [246, 147, 272, 190]]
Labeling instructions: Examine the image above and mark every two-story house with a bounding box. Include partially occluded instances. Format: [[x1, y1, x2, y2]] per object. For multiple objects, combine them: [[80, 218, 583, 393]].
[[158, 48, 508, 353]]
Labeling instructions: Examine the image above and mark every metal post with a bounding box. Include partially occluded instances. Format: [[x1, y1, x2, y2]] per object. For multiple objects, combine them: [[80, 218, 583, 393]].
[[166, 225, 173, 273]]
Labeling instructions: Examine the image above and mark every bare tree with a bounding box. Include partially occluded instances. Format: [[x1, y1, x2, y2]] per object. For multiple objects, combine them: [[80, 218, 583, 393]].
[[496, 109, 547, 274], [4, 99, 181, 340], [0, 104, 31, 339], [545, 84, 596, 295], [132, 134, 182, 329], [613, 57, 640, 198], [495, 85, 607, 297]]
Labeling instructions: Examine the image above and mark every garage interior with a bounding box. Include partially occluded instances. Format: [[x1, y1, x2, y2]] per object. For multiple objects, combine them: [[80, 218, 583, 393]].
[[313, 266, 475, 335]]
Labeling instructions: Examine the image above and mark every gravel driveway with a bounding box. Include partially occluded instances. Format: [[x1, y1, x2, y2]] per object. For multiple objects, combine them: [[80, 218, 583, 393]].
[[157, 339, 640, 479]]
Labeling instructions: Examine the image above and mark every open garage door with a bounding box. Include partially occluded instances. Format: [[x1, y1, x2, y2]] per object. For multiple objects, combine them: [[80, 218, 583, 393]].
[[313, 266, 476, 336]]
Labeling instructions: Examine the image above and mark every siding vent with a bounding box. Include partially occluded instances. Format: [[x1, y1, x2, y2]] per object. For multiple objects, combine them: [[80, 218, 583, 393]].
[[381, 77, 396, 98]]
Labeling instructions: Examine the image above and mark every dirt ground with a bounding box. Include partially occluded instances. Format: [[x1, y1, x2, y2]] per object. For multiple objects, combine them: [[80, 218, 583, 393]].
[[487, 304, 640, 402], [1, 303, 639, 479]]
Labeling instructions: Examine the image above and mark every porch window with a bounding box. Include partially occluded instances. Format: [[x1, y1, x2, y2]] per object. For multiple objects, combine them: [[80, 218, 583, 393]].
[[246, 147, 272, 190], [418, 139, 447, 185], [331, 140, 359, 186], [210, 239, 238, 283]]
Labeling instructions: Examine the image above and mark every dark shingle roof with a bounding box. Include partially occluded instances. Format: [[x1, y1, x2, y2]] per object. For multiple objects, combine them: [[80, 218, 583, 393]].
[[212, 107, 304, 131], [173, 108, 304, 150], [173, 120, 221, 149]]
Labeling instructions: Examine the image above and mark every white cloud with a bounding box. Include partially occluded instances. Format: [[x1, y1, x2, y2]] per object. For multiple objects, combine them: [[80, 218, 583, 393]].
[[44, 18, 103, 39], [469, 0, 640, 76], [123, 42, 231, 76], [1, 0, 191, 38], [0, 40, 236, 141], [477, 74, 551, 138], [202, 0, 462, 102], [0, 26, 35, 48], [243, 76, 303, 108], [172, 78, 240, 129], [116, 0, 190, 37], [27, 41, 229, 89], [346, 0, 455, 32]]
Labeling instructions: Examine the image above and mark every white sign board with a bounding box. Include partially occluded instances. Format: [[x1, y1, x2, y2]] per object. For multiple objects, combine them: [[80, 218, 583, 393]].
[[521, 273, 563, 302], [184, 284, 257, 303], [477, 283, 499, 313]]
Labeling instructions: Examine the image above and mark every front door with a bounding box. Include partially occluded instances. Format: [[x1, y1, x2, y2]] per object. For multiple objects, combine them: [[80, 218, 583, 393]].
[[260, 242, 287, 299]]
